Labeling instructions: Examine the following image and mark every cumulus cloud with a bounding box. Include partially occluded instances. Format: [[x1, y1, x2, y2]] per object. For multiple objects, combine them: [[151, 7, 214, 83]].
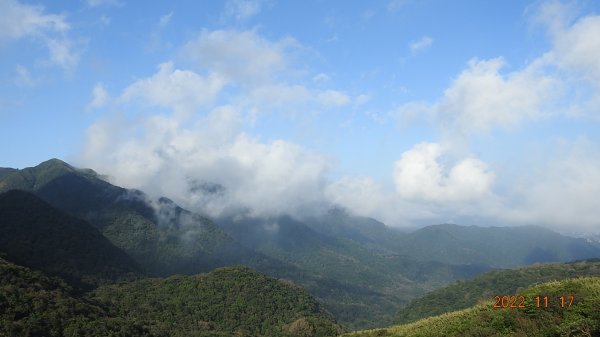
[[81, 29, 345, 219], [0, 0, 79, 70], [120, 62, 225, 115], [393, 3, 600, 137], [81, 108, 330, 218], [393, 142, 495, 203], [436, 57, 559, 135], [0, 0, 68, 39], [182, 29, 294, 85], [78, 18, 600, 234]]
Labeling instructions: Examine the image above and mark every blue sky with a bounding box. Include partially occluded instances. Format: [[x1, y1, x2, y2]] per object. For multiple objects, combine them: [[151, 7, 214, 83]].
[[2, 0, 600, 234]]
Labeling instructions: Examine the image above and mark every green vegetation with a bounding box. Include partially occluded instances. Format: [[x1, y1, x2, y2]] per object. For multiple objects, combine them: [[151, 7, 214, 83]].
[[0, 189, 141, 290], [92, 266, 342, 337], [395, 259, 600, 323], [219, 215, 487, 329], [2, 159, 600, 330], [0, 257, 341, 337], [0, 159, 266, 277], [344, 277, 600, 337], [0, 257, 152, 337]]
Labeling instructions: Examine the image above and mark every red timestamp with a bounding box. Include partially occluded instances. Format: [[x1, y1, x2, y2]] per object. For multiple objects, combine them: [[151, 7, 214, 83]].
[[492, 295, 575, 309]]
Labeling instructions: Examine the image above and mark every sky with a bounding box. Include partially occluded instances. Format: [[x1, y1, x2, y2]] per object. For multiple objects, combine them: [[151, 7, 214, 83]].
[[1, 0, 600, 234]]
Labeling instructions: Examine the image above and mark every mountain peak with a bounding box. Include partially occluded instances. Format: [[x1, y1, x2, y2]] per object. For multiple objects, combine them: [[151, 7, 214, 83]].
[[36, 158, 74, 171]]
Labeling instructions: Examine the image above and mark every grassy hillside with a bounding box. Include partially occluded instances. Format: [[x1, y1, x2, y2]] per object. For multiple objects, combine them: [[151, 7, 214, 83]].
[[395, 259, 600, 324], [0, 189, 141, 290], [344, 277, 600, 337]]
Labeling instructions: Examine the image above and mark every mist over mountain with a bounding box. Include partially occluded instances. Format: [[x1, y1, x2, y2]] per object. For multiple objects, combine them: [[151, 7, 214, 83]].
[[2, 158, 600, 330]]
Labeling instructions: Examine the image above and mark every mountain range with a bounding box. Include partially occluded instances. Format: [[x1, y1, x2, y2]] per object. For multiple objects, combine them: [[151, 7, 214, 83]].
[[1, 158, 600, 332]]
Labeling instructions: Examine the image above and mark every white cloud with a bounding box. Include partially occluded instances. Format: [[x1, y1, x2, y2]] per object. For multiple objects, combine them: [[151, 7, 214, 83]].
[[86, 82, 109, 111], [409, 36, 433, 54], [81, 109, 331, 218], [0, 0, 79, 70], [317, 90, 351, 107], [436, 57, 559, 135], [548, 9, 600, 84], [395, 4, 600, 136], [183, 29, 295, 85], [159, 11, 173, 28], [0, 0, 68, 39], [46, 37, 80, 70], [223, 0, 263, 21], [325, 177, 403, 225], [393, 142, 495, 203], [120, 62, 225, 115]]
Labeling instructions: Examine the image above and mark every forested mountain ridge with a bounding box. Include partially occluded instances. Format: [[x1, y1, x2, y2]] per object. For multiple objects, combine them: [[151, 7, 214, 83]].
[[0, 159, 486, 328], [392, 223, 600, 268], [0, 257, 341, 337], [0, 159, 270, 276], [218, 214, 488, 328], [91, 265, 343, 337], [2, 159, 600, 330], [0, 189, 142, 290]]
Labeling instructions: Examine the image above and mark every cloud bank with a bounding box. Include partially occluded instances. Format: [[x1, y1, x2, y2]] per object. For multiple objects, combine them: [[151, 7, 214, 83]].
[[80, 4, 600, 234]]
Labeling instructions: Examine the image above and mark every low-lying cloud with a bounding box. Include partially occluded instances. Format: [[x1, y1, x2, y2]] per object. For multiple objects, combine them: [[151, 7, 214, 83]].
[[79, 7, 600, 235]]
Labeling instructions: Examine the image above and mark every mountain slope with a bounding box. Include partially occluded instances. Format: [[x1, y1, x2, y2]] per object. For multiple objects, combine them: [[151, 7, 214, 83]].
[[0, 189, 141, 290], [0, 257, 152, 337], [393, 224, 600, 268], [345, 277, 600, 337], [218, 215, 488, 329], [395, 259, 600, 323], [0, 257, 341, 337], [0, 159, 271, 276], [92, 266, 343, 337]]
